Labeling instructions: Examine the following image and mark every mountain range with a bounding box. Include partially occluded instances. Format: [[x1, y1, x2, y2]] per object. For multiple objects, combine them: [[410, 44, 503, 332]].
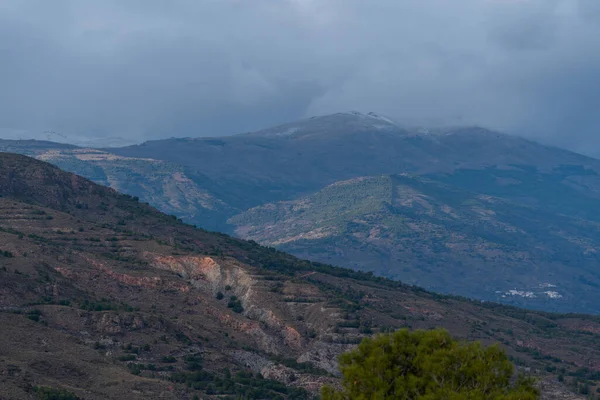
[[0, 152, 597, 399], [3, 112, 600, 314]]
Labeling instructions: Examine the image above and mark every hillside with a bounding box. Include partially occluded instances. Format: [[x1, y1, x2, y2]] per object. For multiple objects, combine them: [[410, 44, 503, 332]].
[[0, 141, 237, 231], [0, 152, 599, 399], [229, 170, 600, 314], [110, 112, 600, 209], [4, 112, 600, 315]]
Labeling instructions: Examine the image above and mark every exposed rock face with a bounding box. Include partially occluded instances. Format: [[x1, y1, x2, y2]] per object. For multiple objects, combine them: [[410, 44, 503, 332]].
[[151, 255, 258, 300], [229, 350, 338, 392], [0, 153, 593, 399], [297, 341, 350, 376], [94, 313, 145, 335], [150, 254, 310, 354]]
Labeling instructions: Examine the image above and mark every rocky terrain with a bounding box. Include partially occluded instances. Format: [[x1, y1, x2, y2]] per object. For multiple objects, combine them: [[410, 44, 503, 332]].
[[4, 112, 600, 314], [229, 170, 600, 314], [0, 141, 235, 231], [0, 153, 598, 399]]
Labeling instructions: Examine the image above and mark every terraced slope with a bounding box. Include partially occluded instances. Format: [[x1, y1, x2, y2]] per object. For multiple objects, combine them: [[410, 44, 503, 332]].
[[0, 141, 237, 231], [0, 153, 598, 399], [5, 112, 600, 315], [229, 168, 600, 314]]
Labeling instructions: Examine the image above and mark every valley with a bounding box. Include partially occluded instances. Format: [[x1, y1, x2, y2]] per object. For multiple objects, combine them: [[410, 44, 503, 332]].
[[0, 152, 598, 399], [4, 112, 600, 314]]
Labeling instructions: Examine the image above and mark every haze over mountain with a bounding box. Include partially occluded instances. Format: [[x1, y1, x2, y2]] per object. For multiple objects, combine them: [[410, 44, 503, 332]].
[[4, 112, 600, 315], [109, 112, 600, 208], [0, 152, 598, 399], [3, 1, 600, 157], [0, 129, 142, 148], [3, 2, 600, 398]]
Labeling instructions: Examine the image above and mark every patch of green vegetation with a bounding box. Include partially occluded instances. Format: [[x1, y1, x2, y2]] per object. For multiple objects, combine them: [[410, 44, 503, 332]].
[[0, 249, 14, 257], [169, 369, 310, 399], [79, 298, 137, 312], [322, 328, 539, 399], [127, 362, 174, 375], [184, 355, 203, 371], [33, 386, 80, 400], [0, 226, 25, 236], [230, 175, 393, 236], [30, 296, 71, 307], [227, 296, 244, 313], [26, 309, 42, 322]]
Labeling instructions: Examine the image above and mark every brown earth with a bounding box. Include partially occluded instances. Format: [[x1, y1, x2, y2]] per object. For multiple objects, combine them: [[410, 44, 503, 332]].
[[0, 152, 595, 399]]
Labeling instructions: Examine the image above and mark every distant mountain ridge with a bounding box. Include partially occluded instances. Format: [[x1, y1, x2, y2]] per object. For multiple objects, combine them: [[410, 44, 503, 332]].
[[0, 129, 141, 147], [244, 111, 405, 138], [3, 112, 600, 314]]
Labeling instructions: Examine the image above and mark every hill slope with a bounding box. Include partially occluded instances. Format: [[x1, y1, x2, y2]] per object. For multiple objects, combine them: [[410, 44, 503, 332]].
[[0, 141, 238, 231], [5, 113, 600, 314], [229, 170, 600, 313], [110, 112, 600, 209], [0, 152, 598, 399]]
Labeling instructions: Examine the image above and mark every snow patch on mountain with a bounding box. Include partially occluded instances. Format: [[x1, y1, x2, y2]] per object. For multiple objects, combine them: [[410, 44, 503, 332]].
[[338, 111, 399, 126]]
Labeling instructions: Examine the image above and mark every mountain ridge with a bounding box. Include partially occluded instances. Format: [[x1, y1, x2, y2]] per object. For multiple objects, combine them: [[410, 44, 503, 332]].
[[0, 151, 598, 399], [4, 112, 600, 313], [228, 170, 600, 313]]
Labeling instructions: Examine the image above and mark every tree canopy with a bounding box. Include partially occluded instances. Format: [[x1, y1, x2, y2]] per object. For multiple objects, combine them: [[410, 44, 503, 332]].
[[322, 328, 539, 400]]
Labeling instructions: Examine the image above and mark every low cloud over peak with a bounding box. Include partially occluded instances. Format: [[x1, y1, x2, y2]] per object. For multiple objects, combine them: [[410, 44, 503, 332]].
[[1, 0, 599, 155]]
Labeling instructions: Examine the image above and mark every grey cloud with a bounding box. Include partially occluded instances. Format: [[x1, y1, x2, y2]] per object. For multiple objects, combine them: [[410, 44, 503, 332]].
[[1, 0, 600, 155]]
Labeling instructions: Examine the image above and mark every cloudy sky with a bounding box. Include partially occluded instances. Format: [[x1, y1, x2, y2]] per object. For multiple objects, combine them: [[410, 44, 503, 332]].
[[1, 0, 599, 153]]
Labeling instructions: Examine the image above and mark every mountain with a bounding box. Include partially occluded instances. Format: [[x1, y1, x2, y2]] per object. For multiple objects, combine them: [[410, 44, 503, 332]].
[[0, 152, 597, 399], [229, 170, 600, 313], [4, 112, 600, 314], [0, 129, 140, 147], [110, 112, 600, 209], [0, 140, 237, 231]]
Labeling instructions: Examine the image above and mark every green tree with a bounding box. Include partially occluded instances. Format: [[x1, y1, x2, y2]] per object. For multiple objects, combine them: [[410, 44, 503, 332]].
[[322, 328, 539, 400]]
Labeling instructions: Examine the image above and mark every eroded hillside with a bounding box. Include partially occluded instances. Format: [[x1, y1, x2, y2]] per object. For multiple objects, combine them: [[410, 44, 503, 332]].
[[0, 153, 597, 399], [230, 171, 600, 314]]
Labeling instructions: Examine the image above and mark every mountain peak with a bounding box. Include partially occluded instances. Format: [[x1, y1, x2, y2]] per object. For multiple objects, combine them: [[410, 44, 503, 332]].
[[245, 111, 404, 139], [335, 111, 400, 125]]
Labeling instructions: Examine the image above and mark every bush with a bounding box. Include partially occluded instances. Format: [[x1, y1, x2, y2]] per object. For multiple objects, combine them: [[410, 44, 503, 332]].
[[33, 386, 80, 400], [322, 328, 539, 400], [27, 309, 42, 322], [227, 296, 244, 313]]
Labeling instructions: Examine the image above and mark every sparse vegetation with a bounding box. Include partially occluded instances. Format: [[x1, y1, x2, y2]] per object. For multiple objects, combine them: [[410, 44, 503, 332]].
[[33, 386, 80, 400], [0, 152, 599, 399], [169, 369, 310, 399], [79, 298, 136, 312], [26, 309, 42, 322], [227, 296, 244, 313], [0, 249, 14, 257]]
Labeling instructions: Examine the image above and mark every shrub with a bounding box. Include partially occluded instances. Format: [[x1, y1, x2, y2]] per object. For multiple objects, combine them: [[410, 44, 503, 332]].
[[33, 386, 80, 400], [227, 296, 244, 313], [322, 328, 539, 400]]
